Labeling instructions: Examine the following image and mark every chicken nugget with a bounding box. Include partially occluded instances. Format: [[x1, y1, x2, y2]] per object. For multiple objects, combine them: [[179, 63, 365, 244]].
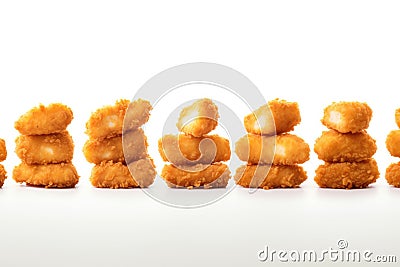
[[314, 159, 379, 189], [244, 99, 300, 135], [234, 164, 307, 189], [386, 162, 400, 187], [161, 163, 230, 188], [0, 164, 7, 188], [15, 132, 74, 164], [386, 130, 400, 157], [15, 103, 73, 135], [124, 99, 152, 132], [13, 162, 79, 188], [0, 138, 6, 162], [321, 102, 372, 133], [176, 98, 219, 137], [235, 133, 309, 165], [158, 134, 230, 165], [123, 128, 149, 164], [90, 159, 156, 188], [314, 130, 377, 162], [396, 108, 400, 128]]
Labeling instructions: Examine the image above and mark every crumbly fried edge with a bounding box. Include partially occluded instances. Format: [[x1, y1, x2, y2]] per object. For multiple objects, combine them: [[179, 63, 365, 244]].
[[0, 138, 6, 162], [386, 130, 400, 157], [395, 108, 400, 128], [386, 162, 400, 188], [0, 164, 7, 188]]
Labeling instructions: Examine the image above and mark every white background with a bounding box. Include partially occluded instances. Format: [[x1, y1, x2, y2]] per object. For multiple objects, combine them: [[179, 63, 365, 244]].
[[1, 1, 400, 266]]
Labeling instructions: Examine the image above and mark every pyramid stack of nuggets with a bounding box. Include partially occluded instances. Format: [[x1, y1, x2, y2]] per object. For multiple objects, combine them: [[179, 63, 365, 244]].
[[84, 99, 156, 188], [385, 108, 400, 187], [314, 102, 379, 189], [0, 139, 7, 188], [13, 104, 79, 188], [159, 98, 231, 188], [234, 99, 310, 189]]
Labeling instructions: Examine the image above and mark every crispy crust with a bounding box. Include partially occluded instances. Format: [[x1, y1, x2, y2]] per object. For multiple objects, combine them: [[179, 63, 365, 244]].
[[244, 99, 301, 135], [161, 163, 230, 188], [14, 103, 73, 135], [124, 99, 152, 133], [0, 164, 7, 188], [0, 138, 6, 162], [176, 98, 219, 137], [396, 108, 400, 128], [13, 162, 79, 188], [314, 130, 377, 162], [386, 130, 400, 157], [235, 133, 309, 165], [386, 162, 400, 187], [321, 102, 372, 133], [314, 159, 379, 189], [234, 164, 307, 189], [122, 129, 149, 164], [158, 134, 230, 165], [90, 159, 156, 188], [15, 132, 74, 164]]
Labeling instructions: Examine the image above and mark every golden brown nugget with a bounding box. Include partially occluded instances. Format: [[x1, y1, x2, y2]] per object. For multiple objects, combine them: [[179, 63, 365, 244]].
[[15, 103, 73, 135], [90, 159, 156, 188], [386, 162, 400, 187], [124, 99, 152, 132], [13, 162, 79, 188], [386, 130, 400, 157], [314, 130, 377, 162], [176, 98, 219, 137], [321, 102, 372, 133], [244, 99, 301, 135], [0, 164, 7, 188], [234, 164, 307, 189], [161, 163, 230, 188], [122, 129, 149, 164], [0, 138, 6, 162], [235, 133, 309, 165], [396, 108, 400, 128], [158, 134, 230, 165], [15, 132, 74, 164], [314, 159, 379, 189]]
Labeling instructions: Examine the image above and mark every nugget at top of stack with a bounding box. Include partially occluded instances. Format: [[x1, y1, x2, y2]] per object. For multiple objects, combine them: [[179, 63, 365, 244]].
[[159, 98, 231, 189], [84, 99, 156, 189], [0, 139, 7, 188], [314, 101, 379, 189], [385, 108, 400, 187], [234, 99, 310, 190], [13, 103, 79, 188]]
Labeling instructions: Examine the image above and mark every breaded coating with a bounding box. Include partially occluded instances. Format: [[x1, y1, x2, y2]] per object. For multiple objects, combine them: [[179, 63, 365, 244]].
[[234, 164, 307, 189], [13, 162, 79, 188], [386, 162, 400, 187], [0, 138, 7, 162], [84, 129, 148, 164], [176, 98, 219, 137], [244, 99, 301, 135], [321, 102, 372, 133], [396, 108, 400, 128], [124, 99, 152, 132], [314, 130, 377, 162], [235, 133, 309, 165], [386, 130, 400, 157], [161, 163, 230, 188], [158, 134, 230, 165], [14, 103, 73, 135], [90, 159, 156, 188], [314, 159, 379, 189], [15, 132, 74, 164], [0, 164, 7, 188]]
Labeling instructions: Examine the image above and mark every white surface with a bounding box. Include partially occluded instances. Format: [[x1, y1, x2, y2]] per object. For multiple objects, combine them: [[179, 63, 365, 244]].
[[1, 1, 400, 266]]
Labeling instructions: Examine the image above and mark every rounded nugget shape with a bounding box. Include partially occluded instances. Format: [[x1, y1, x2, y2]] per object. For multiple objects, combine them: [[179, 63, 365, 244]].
[[386, 130, 400, 157], [158, 134, 230, 165], [15, 132, 74, 164], [244, 99, 300, 135], [13, 163, 79, 188], [396, 108, 400, 128], [235, 133, 309, 165], [234, 164, 307, 189], [0, 138, 7, 162], [321, 102, 372, 133], [386, 162, 400, 187], [176, 98, 219, 137], [15, 103, 73, 135], [314, 159, 379, 189], [161, 163, 230, 189], [0, 164, 7, 188], [314, 130, 377, 162]]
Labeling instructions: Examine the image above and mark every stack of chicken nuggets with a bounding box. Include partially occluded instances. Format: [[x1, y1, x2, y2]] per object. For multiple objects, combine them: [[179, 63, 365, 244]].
[[84, 99, 156, 188], [314, 102, 379, 189], [234, 99, 310, 189], [13, 104, 79, 188], [0, 139, 7, 188], [159, 98, 231, 188], [385, 108, 400, 187]]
